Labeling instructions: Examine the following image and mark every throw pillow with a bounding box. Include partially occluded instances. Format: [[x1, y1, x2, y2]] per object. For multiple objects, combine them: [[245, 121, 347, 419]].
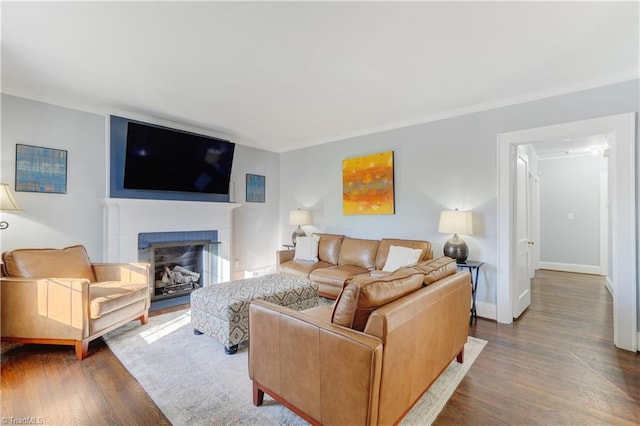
[[382, 245, 423, 272], [293, 235, 320, 262]]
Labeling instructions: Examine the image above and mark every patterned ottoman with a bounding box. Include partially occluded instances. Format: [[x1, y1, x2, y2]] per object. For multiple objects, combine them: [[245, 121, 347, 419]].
[[190, 273, 319, 354]]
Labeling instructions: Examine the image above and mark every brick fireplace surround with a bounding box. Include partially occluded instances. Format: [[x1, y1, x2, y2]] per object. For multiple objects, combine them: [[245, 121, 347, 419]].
[[103, 198, 240, 284]]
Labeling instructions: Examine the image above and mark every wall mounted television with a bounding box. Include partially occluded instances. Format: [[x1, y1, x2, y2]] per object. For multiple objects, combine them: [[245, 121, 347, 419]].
[[110, 116, 235, 202]]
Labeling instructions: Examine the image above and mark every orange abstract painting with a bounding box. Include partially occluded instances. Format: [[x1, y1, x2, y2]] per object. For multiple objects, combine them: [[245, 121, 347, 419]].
[[343, 151, 395, 215]]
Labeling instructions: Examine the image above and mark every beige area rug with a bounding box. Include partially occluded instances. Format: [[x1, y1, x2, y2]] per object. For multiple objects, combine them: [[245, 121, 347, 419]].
[[103, 309, 486, 425]]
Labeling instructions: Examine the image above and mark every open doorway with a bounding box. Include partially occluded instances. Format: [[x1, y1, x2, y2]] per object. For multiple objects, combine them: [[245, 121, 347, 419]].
[[496, 113, 637, 352], [533, 136, 608, 276]]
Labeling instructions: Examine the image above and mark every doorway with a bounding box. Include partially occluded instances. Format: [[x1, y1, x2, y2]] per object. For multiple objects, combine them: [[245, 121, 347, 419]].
[[496, 113, 637, 352]]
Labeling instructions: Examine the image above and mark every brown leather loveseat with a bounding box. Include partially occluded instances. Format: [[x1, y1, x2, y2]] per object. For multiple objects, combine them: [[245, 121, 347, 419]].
[[277, 234, 433, 298], [249, 256, 471, 425], [1, 245, 151, 360]]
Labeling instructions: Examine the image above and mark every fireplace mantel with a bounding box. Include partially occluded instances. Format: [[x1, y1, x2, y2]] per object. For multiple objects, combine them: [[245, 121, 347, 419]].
[[103, 198, 241, 282]]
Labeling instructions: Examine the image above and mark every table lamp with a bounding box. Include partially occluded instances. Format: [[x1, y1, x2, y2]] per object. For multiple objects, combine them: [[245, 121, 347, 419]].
[[438, 209, 473, 263], [289, 208, 310, 245], [0, 183, 23, 230]]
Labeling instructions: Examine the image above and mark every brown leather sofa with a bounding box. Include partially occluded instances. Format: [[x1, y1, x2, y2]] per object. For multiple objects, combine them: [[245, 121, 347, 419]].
[[249, 256, 471, 425], [1, 245, 151, 360], [277, 234, 433, 298]]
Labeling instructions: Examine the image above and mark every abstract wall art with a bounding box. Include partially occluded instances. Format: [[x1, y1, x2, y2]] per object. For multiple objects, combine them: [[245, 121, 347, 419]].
[[343, 150, 395, 215], [246, 173, 265, 203], [15, 144, 68, 193]]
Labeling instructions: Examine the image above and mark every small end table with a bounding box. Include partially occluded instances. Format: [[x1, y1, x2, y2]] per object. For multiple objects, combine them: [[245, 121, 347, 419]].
[[456, 260, 484, 325]]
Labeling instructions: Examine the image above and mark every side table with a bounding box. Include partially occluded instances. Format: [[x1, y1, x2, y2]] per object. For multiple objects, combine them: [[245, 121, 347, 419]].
[[456, 260, 484, 325]]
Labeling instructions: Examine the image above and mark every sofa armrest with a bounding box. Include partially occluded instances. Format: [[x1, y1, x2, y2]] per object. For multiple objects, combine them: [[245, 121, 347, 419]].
[[92, 262, 150, 284], [275, 249, 294, 265], [249, 300, 383, 425], [1, 277, 90, 340]]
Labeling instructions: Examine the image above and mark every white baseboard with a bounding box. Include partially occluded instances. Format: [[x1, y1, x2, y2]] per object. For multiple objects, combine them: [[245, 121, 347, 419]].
[[538, 261, 603, 275], [476, 301, 497, 321]]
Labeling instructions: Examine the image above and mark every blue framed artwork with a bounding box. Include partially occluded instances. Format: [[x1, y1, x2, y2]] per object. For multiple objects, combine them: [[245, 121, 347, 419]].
[[15, 144, 68, 193], [246, 174, 265, 203]]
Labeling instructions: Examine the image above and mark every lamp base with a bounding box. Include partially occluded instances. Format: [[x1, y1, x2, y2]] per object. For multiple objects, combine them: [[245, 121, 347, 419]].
[[291, 226, 306, 246], [443, 234, 469, 263]]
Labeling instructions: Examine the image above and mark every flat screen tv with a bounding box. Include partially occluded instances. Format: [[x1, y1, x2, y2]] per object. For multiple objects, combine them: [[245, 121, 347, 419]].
[[123, 121, 235, 195]]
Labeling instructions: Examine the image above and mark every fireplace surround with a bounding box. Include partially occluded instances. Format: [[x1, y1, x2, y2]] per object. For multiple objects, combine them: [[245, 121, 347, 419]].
[[103, 198, 240, 287]]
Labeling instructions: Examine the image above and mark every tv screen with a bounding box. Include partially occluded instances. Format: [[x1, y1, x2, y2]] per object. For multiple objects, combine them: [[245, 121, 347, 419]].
[[123, 122, 235, 195]]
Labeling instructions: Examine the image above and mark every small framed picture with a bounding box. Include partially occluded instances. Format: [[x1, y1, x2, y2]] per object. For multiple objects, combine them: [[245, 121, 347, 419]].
[[15, 144, 68, 193], [246, 174, 265, 203]]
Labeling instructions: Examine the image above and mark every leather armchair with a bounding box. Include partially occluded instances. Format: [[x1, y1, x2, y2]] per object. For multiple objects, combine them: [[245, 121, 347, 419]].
[[1, 245, 150, 360]]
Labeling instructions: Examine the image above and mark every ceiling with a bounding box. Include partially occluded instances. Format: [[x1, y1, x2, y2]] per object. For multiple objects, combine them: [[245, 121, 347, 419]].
[[2, 1, 638, 153]]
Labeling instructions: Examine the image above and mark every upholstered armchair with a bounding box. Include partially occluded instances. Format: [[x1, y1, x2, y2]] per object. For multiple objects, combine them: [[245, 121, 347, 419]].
[[1, 245, 150, 360]]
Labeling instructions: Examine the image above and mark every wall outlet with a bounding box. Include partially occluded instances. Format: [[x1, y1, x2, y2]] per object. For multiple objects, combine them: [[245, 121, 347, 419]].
[[234, 259, 240, 268], [567, 213, 575, 220]]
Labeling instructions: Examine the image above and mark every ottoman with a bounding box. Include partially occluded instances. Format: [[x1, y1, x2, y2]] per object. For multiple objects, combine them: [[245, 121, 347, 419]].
[[190, 273, 319, 354]]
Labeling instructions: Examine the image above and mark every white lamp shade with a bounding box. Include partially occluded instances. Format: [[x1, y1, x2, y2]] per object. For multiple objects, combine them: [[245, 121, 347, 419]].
[[289, 209, 310, 226], [438, 210, 473, 235], [0, 184, 22, 211]]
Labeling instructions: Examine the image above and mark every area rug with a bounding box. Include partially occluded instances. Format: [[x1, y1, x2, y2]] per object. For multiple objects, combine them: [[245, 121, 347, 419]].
[[103, 309, 486, 425]]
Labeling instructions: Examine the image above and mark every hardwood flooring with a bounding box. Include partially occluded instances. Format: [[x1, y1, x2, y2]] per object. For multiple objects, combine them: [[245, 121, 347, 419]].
[[2, 270, 638, 425], [436, 269, 639, 425]]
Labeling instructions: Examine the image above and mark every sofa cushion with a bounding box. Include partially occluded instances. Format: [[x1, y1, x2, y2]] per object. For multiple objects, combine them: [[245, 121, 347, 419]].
[[331, 268, 424, 331], [89, 281, 149, 318], [414, 256, 457, 285], [2, 245, 97, 282], [294, 235, 320, 262], [314, 233, 345, 265], [374, 238, 433, 271], [382, 245, 423, 272], [338, 238, 379, 270], [279, 260, 335, 278], [310, 264, 369, 286]]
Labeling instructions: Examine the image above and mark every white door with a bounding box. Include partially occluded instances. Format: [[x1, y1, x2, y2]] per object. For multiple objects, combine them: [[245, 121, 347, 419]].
[[513, 152, 532, 318]]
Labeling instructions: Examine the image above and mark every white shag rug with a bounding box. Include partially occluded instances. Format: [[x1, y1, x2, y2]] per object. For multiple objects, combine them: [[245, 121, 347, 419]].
[[103, 309, 486, 425]]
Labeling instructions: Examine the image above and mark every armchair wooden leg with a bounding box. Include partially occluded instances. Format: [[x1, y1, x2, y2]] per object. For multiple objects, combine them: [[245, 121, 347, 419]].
[[253, 381, 265, 406], [75, 340, 89, 360], [456, 347, 464, 364], [140, 312, 149, 325]]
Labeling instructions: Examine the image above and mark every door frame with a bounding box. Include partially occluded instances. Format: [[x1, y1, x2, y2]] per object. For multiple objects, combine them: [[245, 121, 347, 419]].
[[497, 113, 637, 352]]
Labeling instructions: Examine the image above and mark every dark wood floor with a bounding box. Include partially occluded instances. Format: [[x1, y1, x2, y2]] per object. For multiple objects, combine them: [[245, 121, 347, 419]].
[[2, 270, 638, 425], [437, 269, 639, 425]]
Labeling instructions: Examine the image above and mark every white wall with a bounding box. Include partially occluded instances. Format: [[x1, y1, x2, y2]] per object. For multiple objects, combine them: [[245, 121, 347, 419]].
[[1, 95, 106, 259], [279, 79, 639, 320], [0, 94, 281, 276], [538, 155, 606, 271], [229, 145, 280, 278]]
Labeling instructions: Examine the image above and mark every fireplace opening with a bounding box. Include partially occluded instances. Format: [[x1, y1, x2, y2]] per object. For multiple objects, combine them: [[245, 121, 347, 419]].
[[138, 231, 220, 302], [151, 241, 210, 300]]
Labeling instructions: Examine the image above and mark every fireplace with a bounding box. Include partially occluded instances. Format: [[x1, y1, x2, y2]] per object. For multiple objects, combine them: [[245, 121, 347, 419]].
[[103, 198, 241, 290], [138, 231, 220, 301]]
